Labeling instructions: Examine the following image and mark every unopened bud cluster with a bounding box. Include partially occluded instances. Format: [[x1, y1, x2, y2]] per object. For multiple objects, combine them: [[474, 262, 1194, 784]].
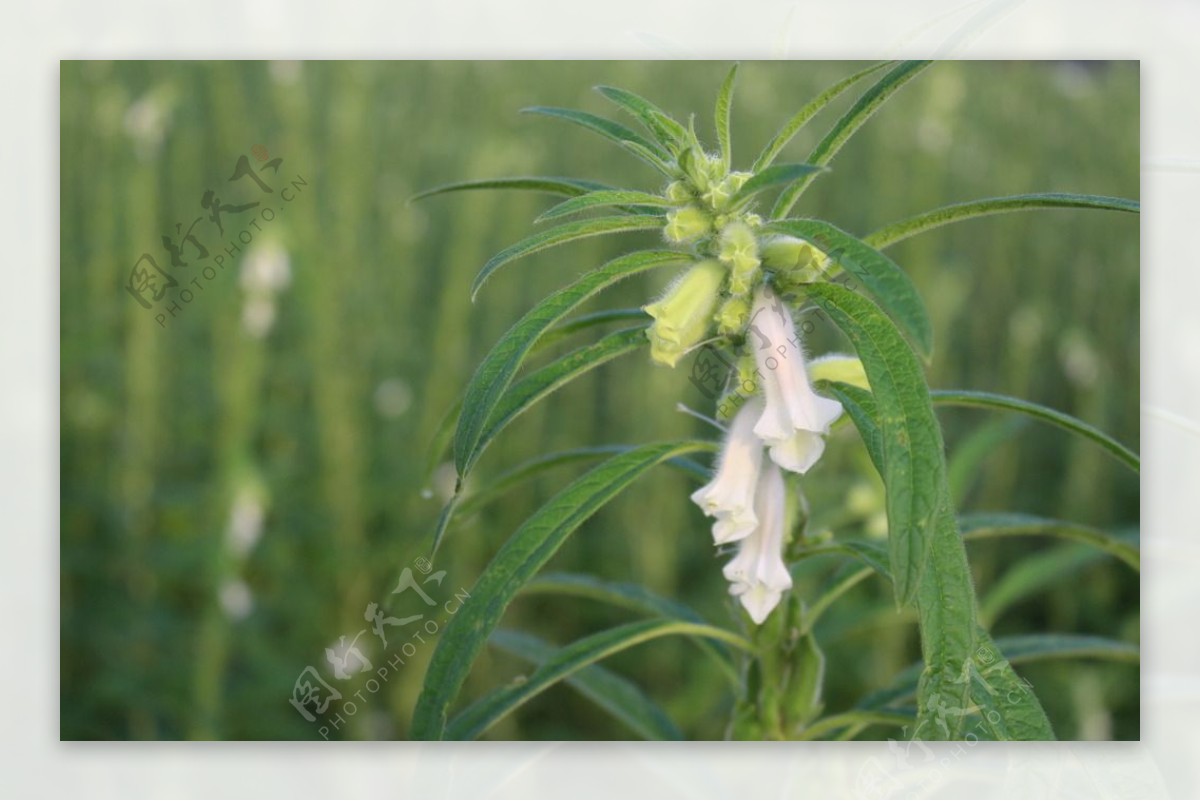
[[644, 148, 831, 367]]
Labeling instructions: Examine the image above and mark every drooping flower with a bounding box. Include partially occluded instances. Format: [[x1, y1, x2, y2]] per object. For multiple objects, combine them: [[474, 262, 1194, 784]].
[[691, 397, 765, 544], [749, 287, 843, 473], [644, 259, 725, 368], [723, 459, 793, 623]]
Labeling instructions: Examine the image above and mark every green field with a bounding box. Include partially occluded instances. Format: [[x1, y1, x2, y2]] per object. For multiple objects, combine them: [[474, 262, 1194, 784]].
[[60, 61, 1139, 740]]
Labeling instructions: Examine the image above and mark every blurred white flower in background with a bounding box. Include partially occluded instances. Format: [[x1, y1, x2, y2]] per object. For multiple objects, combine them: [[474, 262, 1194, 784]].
[[374, 378, 414, 418], [239, 241, 292, 337], [219, 579, 255, 621], [226, 486, 265, 558]]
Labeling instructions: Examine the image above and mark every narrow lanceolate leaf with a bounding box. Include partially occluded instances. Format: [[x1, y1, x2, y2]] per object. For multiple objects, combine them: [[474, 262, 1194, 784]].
[[521, 106, 670, 160], [806, 283, 943, 606], [411, 440, 717, 740], [715, 63, 739, 169], [767, 218, 934, 358], [823, 381, 883, 475], [752, 61, 895, 173], [467, 327, 647, 475], [471, 215, 665, 300], [931, 389, 1139, 473], [522, 571, 736, 682], [535, 308, 649, 350], [861, 632, 1136, 710], [619, 140, 678, 178], [448, 619, 751, 740], [865, 193, 1141, 250], [457, 447, 709, 520], [912, 505, 1057, 740], [410, 176, 610, 203], [537, 190, 671, 222], [961, 512, 1139, 571], [595, 85, 688, 152], [452, 250, 688, 481], [772, 60, 932, 219], [991, 633, 1139, 665], [830, 368, 1054, 739], [979, 544, 1104, 626], [731, 164, 825, 207], [487, 629, 683, 741]]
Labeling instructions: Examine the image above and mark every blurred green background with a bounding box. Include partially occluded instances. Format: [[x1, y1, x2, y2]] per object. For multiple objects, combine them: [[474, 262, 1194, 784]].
[[60, 61, 1139, 740]]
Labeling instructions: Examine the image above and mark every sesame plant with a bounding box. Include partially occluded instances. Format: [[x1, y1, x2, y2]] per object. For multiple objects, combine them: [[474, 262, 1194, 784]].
[[410, 61, 1139, 741]]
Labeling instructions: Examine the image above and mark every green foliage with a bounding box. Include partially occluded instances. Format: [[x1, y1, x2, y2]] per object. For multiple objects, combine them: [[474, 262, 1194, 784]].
[[61, 61, 1139, 742], [415, 61, 1139, 743]]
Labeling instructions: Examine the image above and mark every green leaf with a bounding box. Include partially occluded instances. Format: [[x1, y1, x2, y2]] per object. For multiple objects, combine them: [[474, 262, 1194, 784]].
[[451, 250, 688, 483], [471, 214, 665, 300], [469, 327, 648, 474], [798, 709, 913, 741], [595, 85, 688, 152], [806, 283, 943, 606], [448, 619, 751, 740], [772, 61, 932, 219], [411, 440, 717, 740], [861, 632, 1136, 711], [731, 163, 825, 207], [521, 571, 737, 684], [487, 629, 683, 740], [534, 308, 648, 350], [767, 218, 934, 358], [930, 389, 1139, 473], [537, 190, 671, 222], [914, 506, 1056, 740], [801, 538, 892, 580], [865, 193, 1140, 250], [410, 176, 610, 203], [961, 512, 1139, 571], [978, 544, 1105, 625], [715, 63, 738, 169], [752, 61, 895, 173], [456, 446, 709, 520], [991, 633, 1139, 665], [521, 106, 671, 160], [619, 140, 678, 178], [823, 382, 884, 475], [819, 312, 1053, 737], [946, 418, 1025, 506]]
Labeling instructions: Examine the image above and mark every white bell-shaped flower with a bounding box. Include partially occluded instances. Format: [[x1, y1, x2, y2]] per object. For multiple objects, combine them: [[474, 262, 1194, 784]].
[[749, 287, 843, 474], [723, 460, 793, 623], [690, 398, 764, 545]]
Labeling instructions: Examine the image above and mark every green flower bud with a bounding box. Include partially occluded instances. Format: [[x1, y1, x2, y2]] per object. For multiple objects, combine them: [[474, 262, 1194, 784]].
[[643, 259, 725, 367], [718, 221, 761, 294], [664, 205, 712, 244], [715, 295, 751, 336], [761, 235, 825, 283], [665, 181, 692, 203]]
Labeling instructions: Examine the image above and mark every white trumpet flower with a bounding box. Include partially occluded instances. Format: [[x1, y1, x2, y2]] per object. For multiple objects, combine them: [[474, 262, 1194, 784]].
[[691, 398, 765, 545], [749, 288, 843, 474], [723, 459, 793, 623]]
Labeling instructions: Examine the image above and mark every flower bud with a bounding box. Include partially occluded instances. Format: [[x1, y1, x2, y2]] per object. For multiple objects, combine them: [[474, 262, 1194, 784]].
[[665, 181, 692, 203], [644, 259, 725, 367], [761, 235, 827, 284], [718, 221, 761, 295], [664, 205, 712, 244], [715, 295, 751, 336]]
